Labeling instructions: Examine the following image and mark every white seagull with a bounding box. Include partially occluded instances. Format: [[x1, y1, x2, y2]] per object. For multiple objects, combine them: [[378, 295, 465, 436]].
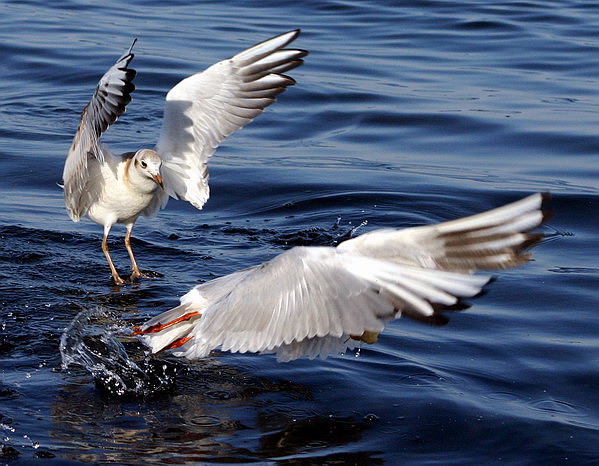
[[133, 193, 550, 362], [62, 30, 307, 285]]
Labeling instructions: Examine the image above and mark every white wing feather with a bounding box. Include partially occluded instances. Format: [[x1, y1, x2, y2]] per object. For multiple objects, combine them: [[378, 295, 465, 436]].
[[178, 249, 489, 360], [338, 193, 549, 271], [156, 30, 307, 209], [136, 195, 548, 362], [137, 248, 490, 361]]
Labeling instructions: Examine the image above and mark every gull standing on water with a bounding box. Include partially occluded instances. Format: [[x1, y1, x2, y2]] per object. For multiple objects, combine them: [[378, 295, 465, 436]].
[[62, 30, 307, 285], [134, 193, 550, 362]]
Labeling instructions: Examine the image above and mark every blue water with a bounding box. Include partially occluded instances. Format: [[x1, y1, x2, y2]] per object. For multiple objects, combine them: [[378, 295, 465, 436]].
[[1, 0, 598, 463]]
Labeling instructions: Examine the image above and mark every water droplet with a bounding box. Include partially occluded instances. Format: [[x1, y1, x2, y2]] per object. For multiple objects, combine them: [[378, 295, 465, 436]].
[[60, 309, 177, 397], [363, 413, 379, 423]]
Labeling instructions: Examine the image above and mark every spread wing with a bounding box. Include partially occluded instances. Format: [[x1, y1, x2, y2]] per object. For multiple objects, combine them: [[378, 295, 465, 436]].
[[155, 29, 307, 209], [135, 193, 549, 362], [337, 193, 550, 272], [62, 42, 137, 221], [137, 247, 490, 361]]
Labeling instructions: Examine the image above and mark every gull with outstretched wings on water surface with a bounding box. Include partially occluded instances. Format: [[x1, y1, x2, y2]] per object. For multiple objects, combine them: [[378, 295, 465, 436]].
[[62, 30, 307, 285], [133, 193, 550, 363]]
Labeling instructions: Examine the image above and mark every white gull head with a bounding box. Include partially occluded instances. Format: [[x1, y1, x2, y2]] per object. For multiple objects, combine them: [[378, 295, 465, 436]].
[[129, 149, 163, 193]]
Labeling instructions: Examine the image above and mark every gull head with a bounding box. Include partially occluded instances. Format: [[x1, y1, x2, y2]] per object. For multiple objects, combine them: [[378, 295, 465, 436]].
[[133, 149, 163, 189]]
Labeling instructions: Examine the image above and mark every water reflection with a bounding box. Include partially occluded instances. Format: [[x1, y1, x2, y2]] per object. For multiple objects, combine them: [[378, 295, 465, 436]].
[[56, 335, 381, 463]]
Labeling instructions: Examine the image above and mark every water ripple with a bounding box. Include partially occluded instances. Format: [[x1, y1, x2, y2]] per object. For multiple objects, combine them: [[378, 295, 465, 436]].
[[1, 0, 599, 463]]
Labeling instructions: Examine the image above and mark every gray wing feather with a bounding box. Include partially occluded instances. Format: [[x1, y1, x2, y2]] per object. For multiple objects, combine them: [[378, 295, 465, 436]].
[[266, 335, 359, 363], [62, 42, 137, 220]]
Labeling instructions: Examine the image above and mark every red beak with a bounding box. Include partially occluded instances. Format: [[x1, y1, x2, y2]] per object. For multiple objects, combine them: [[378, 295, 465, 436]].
[[152, 173, 164, 188]]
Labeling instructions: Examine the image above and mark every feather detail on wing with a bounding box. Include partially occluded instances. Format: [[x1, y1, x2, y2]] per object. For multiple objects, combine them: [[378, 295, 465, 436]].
[[62, 42, 137, 221], [134, 193, 549, 362], [337, 193, 551, 272], [135, 248, 490, 361], [156, 29, 307, 210]]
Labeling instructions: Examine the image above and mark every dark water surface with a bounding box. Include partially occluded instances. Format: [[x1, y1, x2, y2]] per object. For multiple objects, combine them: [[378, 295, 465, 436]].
[[1, 0, 598, 463]]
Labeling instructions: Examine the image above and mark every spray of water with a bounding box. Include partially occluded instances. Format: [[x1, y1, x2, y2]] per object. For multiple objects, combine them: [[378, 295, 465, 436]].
[[60, 309, 178, 397]]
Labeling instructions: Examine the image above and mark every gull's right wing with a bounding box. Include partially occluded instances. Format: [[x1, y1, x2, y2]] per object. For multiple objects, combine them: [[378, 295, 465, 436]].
[[63, 42, 137, 221]]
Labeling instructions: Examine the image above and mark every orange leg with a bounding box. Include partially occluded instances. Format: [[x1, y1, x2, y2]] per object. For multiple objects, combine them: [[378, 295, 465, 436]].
[[102, 230, 125, 285], [124, 224, 147, 281]]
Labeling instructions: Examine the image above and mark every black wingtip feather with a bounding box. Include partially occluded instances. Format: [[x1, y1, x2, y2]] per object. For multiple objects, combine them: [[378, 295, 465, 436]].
[[129, 38, 138, 54]]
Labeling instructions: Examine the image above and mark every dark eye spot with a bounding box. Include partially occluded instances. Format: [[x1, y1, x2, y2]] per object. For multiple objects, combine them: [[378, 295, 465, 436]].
[[140, 160, 147, 169]]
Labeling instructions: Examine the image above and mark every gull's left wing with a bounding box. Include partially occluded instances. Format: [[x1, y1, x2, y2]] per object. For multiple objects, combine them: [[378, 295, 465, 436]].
[[155, 30, 307, 210], [337, 193, 550, 272]]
